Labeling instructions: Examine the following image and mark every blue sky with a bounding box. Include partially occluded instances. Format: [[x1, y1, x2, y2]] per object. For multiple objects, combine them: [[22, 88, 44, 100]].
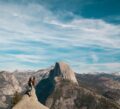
[[0, 0, 120, 73]]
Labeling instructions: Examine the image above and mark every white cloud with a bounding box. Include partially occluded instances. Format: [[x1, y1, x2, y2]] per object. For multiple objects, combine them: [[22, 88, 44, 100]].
[[0, 3, 120, 72], [91, 53, 99, 62], [73, 62, 120, 73], [46, 18, 120, 48]]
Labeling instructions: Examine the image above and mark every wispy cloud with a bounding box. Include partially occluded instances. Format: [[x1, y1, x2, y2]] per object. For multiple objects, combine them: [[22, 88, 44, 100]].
[[0, 2, 120, 73]]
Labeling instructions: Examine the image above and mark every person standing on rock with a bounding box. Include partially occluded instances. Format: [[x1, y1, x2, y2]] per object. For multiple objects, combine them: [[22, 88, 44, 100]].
[[27, 77, 32, 97], [32, 76, 36, 87]]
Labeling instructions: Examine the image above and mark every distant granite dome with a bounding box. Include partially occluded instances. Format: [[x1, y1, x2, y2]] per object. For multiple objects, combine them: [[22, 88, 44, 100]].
[[52, 62, 78, 84], [36, 62, 78, 104], [12, 87, 49, 109]]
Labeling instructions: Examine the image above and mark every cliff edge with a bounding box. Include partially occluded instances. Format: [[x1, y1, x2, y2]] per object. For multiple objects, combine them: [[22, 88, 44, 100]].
[[12, 87, 49, 109]]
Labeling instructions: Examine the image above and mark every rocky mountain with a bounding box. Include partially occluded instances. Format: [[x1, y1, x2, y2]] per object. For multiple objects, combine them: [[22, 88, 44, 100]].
[[52, 62, 78, 84], [38, 63, 120, 109], [46, 79, 120, 109], [0, 62, 120, 109], [76, 73, 120, 105], [36, 62, 78, 104]]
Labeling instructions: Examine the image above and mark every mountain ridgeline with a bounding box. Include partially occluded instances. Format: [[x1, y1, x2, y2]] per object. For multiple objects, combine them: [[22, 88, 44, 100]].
[[0, 62, 120, 109]]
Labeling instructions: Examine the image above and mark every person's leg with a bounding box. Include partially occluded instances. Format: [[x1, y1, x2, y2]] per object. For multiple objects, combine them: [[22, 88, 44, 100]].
[[29, 86, 32, 96], [26, 90, 30, 96], [26, 86, 32, 97], [29, 92, 31, 97]]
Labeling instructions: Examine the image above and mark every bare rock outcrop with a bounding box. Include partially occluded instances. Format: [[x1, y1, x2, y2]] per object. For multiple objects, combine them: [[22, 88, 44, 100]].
[[12, 87, 49, 109], [0, 71, 21, 109]]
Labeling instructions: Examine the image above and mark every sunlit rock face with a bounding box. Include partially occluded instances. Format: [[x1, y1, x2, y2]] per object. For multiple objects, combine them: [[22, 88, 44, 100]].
[[12, 87, 49, 109], [52, 62, 78, 84]]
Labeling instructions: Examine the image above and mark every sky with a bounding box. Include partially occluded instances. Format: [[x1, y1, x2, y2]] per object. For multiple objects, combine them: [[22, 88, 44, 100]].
[[0, 0, 120, 73]]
